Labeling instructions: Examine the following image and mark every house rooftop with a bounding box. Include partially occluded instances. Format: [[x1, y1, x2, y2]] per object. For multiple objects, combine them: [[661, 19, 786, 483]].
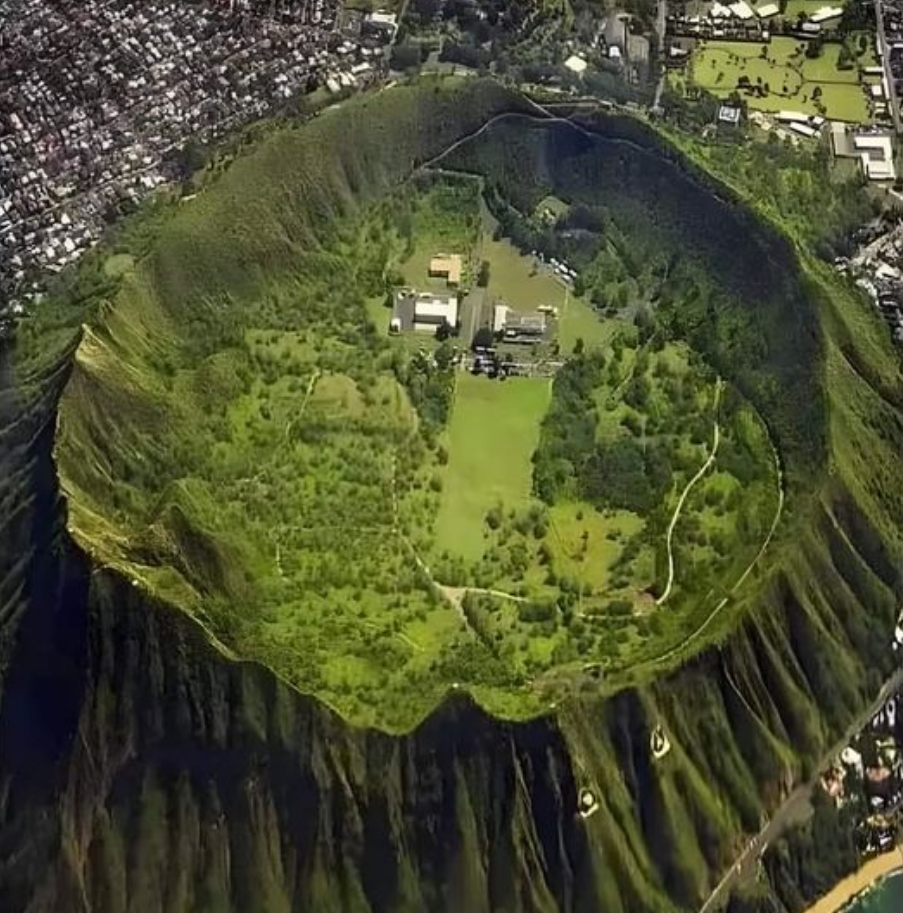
[[429, 253, 462, 286], [564, 55, 588, 74]]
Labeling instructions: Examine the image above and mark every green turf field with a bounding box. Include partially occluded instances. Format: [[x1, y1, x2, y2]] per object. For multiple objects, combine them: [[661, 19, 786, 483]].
[[559, 295, 619, 353], [434, 373, 550, 560], [691, 37, 871, 122], [484, 236, 565, 312]]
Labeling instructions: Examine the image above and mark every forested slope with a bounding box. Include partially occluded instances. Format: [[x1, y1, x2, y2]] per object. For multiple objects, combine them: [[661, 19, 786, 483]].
[[0, 78, 902, 913]]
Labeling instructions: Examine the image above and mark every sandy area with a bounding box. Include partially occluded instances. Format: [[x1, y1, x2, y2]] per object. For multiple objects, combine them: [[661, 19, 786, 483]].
[[802, 846, 903, 913]]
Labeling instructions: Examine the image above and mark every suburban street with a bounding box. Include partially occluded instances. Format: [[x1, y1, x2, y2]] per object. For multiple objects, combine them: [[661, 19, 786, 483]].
[[875, 0, 902, 132], [652, 0, 669, 113], [697, 667, 903, 913]]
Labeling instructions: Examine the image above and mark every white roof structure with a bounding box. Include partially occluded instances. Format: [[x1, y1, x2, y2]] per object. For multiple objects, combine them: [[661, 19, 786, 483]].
[[414, 294, 458, 328], [493, 303, 511, 333], [756, 3, 779, 16], [776, 110, 812, 123], [729, 1, 755, 19], [564, 55, 588, 74], [853, 134, 896, 181], [789, 122, 819, 138], [366, 10, 398, 32], [810, 5, 843, 22]]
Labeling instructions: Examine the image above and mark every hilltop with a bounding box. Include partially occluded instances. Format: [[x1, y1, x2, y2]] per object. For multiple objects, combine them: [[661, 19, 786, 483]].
[[2, 76, 903, 913]]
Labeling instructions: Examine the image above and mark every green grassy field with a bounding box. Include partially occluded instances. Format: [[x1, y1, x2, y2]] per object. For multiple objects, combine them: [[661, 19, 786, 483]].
[[397, 181, 480, 289], [434, 373, 550, 560], [691, 38, 870, 122], [558, 295, 618, 352], [482, 234, 613, 350], [547, 502, 648, 596], [483, 236, 564, 311]]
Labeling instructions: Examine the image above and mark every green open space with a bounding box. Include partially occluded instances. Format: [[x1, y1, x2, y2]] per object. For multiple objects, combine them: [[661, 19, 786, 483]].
[[483, 235, 565, 311], [396, 180, 480, 290], [103, 252, 136, 279], [433, 373, 550, 560], [31, 78, 903, 732], [691, 37, 871, 121]]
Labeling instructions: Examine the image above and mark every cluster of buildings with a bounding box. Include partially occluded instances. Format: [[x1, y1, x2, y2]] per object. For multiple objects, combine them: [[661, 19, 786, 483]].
[[492, 304, 554, 343], [559, 12, 652, 82], [388, 249, 559, 358], [666, 0, 844, 48], [883, 0, 903, 128], [820, 651, 903, 856], [831, 123, 897, 180], [0, 0, 394, 315], [840, 216, 903, 345], [390, 254, 463, 334]]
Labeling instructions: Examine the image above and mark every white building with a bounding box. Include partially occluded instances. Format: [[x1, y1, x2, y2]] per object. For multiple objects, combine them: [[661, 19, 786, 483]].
[[564, 55, 588, 75], [414, 293, 458, 332], [854, 134, 896, 181]]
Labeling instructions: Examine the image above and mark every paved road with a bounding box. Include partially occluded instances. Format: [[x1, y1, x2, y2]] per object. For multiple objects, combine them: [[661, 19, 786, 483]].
[[652, 0, 669, 113], [698, 667, 903, 913], [875, 0, 902, 134]]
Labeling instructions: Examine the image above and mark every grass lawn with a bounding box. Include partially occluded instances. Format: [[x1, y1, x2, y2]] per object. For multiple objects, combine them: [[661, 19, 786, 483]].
[[559, 296, 618, 353], [104, 253, 136, 278], [435, 373, 550, 560], [800, 44, 859, 83], [693, 41, 804, 95], [547, 502, 647, 595], [691, 37, 870, 122], [398, 182, 480, 289], [484, 237, 567, 312], [810, 82, 868, 121], [535, 195, 570, 220]]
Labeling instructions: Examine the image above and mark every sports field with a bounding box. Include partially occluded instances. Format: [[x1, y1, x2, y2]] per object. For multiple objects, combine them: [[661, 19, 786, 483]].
[[692, 38, 870, 122], [434, 373, 550, 560]]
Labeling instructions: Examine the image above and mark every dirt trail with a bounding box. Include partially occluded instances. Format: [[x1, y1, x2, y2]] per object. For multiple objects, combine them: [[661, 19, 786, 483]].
[[657, 379, 722, 606]]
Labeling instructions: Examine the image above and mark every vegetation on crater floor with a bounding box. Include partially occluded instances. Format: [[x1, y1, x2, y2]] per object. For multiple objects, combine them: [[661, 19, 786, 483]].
[[15, 78, 903, 733]]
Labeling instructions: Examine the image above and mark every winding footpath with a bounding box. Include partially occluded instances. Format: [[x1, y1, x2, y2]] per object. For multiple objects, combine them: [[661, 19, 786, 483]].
[[657, 379, 722, 606]]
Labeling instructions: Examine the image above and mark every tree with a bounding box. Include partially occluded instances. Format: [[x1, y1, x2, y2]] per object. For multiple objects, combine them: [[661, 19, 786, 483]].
[[390, 44, 422, 72], [472, 326, 495, 351], [805, 37, 824, 60], [170, 138, 208, 181], [477, 260, 491, 287], [573, 337, 585, 355], [435, 340, 454, 369]]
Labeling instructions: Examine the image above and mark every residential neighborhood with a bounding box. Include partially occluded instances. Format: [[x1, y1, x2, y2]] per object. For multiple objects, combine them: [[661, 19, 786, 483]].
[[0, 0, 393, 315], [820, 625, 903, 857]]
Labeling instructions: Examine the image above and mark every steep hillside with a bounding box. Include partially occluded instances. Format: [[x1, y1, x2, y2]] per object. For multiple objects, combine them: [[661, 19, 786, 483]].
[[1, 78, 902, 913]]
